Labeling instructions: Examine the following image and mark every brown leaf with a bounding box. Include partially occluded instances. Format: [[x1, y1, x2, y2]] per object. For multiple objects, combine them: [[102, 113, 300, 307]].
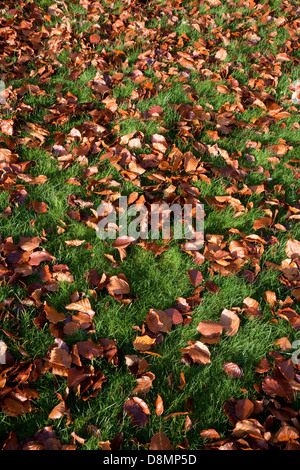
[[132, 373, 155, 395], [149, 431, 174, 450], [232, 419, 263, 438], [220, 309, 240, 336], [274, 337, 292, 351], [125, 355, 149, 376], [123, 397, 150, 428], [1, 397, 31, 417], [65, 239, 86, 247], [184, 152, 198, 172], [146, 309, 172, 334], [178, 372, 186, 390], [0, 119, 14, 135], [187, 268, 203, 287], [200, 429, 220, 440], [53, 271, 74, 283], [76, 340, 103, 360], [133, 335, 156, 351], [255, 358, 271, 374], [19, 236, 42, 251], [197, 320, 223, 338], [32, 200, 48, 213], [264, 291, 277, 308], [65, 299, 94, 316], [44, 303, 66, 324], [49, 401, 65, 419], [90, 34, 100, 44], [262, 376, 294, 402], [180, 341, 211, 365], [155, 395, 164, 416], [235, 399, 254, 420], [273, 426, 300, 443], [106, 275, 130, 296], [49, 346, 72, 370], [286, 239, 300, 258], [223, 362, 243, 379], [2, 431, 19, 450], [215, 48, 227, 60], [253, 217, 272, 230], [71, 432, 85, 445], [98, 441, 111, 450], [243, 297, 261, 317]]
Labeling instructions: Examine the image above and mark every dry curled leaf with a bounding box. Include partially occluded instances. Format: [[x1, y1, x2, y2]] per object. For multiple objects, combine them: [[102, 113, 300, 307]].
[[200, 429, 220, 440], [48, 401, 66, 420], [155, 395, 164, 416], [180, 341, 211, 365], [223, 362, 243, 379]]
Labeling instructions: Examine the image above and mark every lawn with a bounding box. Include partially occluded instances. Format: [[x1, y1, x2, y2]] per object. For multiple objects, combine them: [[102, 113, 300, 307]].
[[0, 0, 299, 451]]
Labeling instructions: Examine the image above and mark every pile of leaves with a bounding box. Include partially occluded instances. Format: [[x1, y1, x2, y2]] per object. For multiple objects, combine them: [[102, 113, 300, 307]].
[[0, 0, 299, 450]]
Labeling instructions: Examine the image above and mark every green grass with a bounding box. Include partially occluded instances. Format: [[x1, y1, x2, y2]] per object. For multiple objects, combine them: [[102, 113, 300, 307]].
[[0, 0, 299, 450]]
